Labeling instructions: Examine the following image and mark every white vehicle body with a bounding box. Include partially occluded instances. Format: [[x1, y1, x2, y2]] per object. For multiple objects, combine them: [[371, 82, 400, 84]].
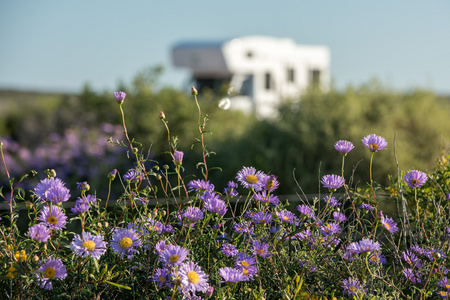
[[172, 36, 330, 118]]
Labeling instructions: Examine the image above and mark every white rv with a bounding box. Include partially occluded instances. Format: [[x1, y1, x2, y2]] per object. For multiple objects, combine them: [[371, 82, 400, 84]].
[[172, 36, 330, 118]]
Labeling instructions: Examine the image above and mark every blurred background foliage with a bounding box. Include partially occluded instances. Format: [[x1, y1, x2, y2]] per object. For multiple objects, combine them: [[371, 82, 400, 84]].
[[1, 66, 449, 198]]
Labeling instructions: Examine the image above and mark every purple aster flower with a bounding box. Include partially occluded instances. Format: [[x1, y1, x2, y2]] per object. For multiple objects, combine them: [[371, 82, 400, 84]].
[[252, 241, 271, 258], [368, 251, 387, 265], [204, 195, 227, 216], [110, 227, 142, 259], [253, 191, 280, 206], [37, 205, 67, 230], [333, 211, 347, 223], [323, 195, 340, 207], [250, 211, 273, 224], [179, 261, 209, 293], [37, 257, 67, 290], [438, 291, 450, 299], [114, 91, 126, 104], [360, 203, 374, 211], [380, 213, 398, 234], [221, 243, 238, 257], [235, 252, 258, 269], [404, 170, 428, 188], [187, 179, 215, 193], [260, 174, 280, 192], [219, 267, 246, 283], [34, 177, 67, 201], [297, 204, 315, 218], [334, 140, 355, 154], [28, 224, 51, 243], [321, 174, 345, 190], [348, 238, 381, 254], [144, 218, 165, 234], [152, 268, 173, 288], [70, 232, 107, 260], [319, 223, 341, 236], [155, 240, 168, 254], [403, 268, 421, 284], [159, 244, 189, 267], [239, 265, 258, 281], [424, 248, 447, 261], [223, 181, 238, 197], [71, 195, 96, 214], [342, 277, 366, 297], [46, 185, 71, 204], [409, 244, 425, 256], [236, 166, 265, 191], [362, 134, 388, 152], [233, 221, 253, 235], [76, 181, 90, 191], [438, 277, 450, 291], [163, 224, 175, 233], [178, 206, 204, 227], [123, 169, 144, 182], [277, 210, 297, 224], [173, 150, 184, 166]]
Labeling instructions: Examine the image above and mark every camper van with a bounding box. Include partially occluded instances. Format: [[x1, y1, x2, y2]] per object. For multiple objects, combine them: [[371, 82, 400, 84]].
[[172, 36, 330, 118]]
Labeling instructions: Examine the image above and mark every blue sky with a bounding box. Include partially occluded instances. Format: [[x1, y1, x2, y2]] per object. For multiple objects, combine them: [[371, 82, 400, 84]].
[[1, 1, 449, 94]]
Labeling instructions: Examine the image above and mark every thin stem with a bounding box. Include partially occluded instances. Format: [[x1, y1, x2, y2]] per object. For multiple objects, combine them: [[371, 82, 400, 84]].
[[193, 93, 208, 180]]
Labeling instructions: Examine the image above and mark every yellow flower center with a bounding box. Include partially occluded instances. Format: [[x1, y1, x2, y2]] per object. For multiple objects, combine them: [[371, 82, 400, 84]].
[[81, 240, 96, 251], [187, 271, 200, 284], [242, 268, 249, 275], [44, 267, 56, 279], [349, 286, 357, 293], [257, 249, 264, 255], [369, 143, 379, 150], [384, 223, 391, 230], [410, 179, 419, 186], [370, 256, 378, 262], [439, 291, 448, 297], [260, 219, 266, 223], [119, 237, 133, 250], [445, 284, 450, 290], [47, 216, 58, 225], [245, 174, 258, 184], [15, 250, 27, 262], [241, 261, 249, 267], [283, 216, 289, 221], [158, 276, 166, 283], [169, 254, 180, 263]]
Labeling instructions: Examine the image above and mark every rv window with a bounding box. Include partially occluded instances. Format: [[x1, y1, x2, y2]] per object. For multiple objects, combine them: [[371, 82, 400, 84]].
[[264, 72, 273, 90], [309, 69, 321, 87], [287, 68, 295, 83]]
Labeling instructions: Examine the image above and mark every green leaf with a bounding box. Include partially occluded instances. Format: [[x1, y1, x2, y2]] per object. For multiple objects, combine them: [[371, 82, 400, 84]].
[[105, 280, 131, 290]]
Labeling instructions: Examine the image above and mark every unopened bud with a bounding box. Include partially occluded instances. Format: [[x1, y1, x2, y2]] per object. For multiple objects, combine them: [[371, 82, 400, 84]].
[[108, 169, 118, 180], [163, 165, 169, 170], [159, 111, 166, 120], [132, 148, 139, 154], [26, 201, 33, 210], [45, 169, 57, 178], [104, 222, 109, 228], [97, 222, 103, 228], [32, 255, 40, 263], [206, 286, 214, 297], [435, 252, 442, 260], [153, 165, 160, 172], [173, 150, 184, 166], [156, 174, 162, 181], [191, 86, 198, 95], [114, 91, 126, 104]]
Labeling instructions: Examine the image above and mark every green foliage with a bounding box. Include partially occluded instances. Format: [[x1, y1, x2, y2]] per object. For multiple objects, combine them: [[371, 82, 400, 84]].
[[210, 80, 450, 194]]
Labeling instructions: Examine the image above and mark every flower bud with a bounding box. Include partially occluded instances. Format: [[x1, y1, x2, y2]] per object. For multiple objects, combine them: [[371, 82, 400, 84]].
[[156, 174, 162, 181], [77, 181, 90, 191], [104, 222, 109, 228], [32, 255, 40, 263], [206, 286, 214, 297], [132, 147, 139, 154], [191, 86, 198, 95], [26, 201, 33, 210], [45, 169, 57, 178], [97, 222, 103, 228], [114, 91, 126, 104], [108, 169, 118, 180], [163, 165, 169, 170], [159, 111, 166, 120], [173, 150, 184, 166]]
